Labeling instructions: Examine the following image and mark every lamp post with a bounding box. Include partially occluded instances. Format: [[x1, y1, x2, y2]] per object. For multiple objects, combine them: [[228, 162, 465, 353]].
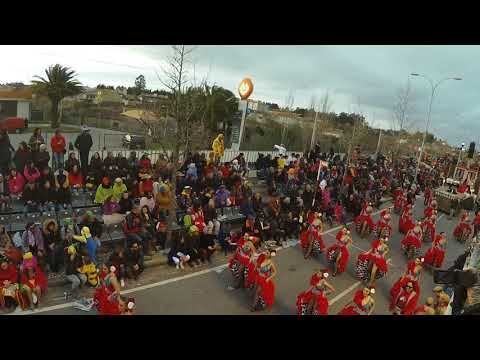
[[410, 73, 462, 181]]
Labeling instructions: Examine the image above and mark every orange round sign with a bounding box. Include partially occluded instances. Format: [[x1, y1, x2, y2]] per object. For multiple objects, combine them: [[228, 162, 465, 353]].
[[238, 78, 254, 100]]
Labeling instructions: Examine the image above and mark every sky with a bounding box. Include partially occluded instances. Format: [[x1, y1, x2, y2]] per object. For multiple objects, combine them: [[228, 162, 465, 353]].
[[0, 45, 477, 145]]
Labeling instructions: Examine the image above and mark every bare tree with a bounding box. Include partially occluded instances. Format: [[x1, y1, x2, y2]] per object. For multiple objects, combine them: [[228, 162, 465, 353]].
[[311, 91, 334, 150], [391, 79, 415, 156]]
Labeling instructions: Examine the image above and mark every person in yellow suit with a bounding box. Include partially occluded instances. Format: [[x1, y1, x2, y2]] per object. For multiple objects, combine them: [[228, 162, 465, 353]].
[[212, 134, 224, 163]]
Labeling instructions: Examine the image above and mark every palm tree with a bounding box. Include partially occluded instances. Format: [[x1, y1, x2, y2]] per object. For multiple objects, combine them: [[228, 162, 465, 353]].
[[31, 64, 83, 128]]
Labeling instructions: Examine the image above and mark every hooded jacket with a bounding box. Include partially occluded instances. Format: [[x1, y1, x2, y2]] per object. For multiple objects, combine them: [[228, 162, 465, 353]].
[[212, 134, 224, 157], [112, 181, 127, 201], [95, 184, 113, 204]]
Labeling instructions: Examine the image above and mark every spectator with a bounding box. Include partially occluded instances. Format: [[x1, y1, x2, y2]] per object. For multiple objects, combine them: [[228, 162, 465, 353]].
[[42, 219, 64, 273], [33, 144, 50, 170], [13, 141, 32, 175], [64, 245, 87, 300], [154, 182, 172, 216], [215, 185, 230, 208], [50, 128, 66, 171], [89, 152, 103, 185], [23, 160, 40, 184], [139, 174, 154, 197], [126, 242, 144, 280], [0, 173, 12, 211], [78, 256, 99, 287], [0, 258, 21, 311], [65, 152, 81, 173], [38, 166, 55, 188], [73, 226, 98, 265], [22, 181, 40, 215], [38, 180, 56, 214], [199, 223, 216, 263], [102, 196, 125, 226], [119, 192, 134, 214], [20, 252, 47, 308], [123, 207, 153, 251], [112, 177, 127, 202], [95, 177, 113, 204], [139, 154, 152, 170], [79, 211, 103, 244], [74, 126, 93, 175], [7, 169, 25, 196], [28, 128, 45, 153], [108, 247, 127, 288], [68, 164, 84, 192], [139, 192, 155, 213], [139, 204, 158, 254], [0, 130, 15, 176], [168, 235, 191, 270], [54, 167, 69, 189], [56, 181, 72, 211]]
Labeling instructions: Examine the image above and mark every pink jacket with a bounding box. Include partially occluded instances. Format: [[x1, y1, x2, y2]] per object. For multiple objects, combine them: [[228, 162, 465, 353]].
[[23, 166, 40, 183], [8, 171, 25, 195]]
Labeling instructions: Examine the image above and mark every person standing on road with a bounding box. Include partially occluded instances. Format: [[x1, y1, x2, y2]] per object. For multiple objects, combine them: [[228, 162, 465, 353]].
[[74, 126, 93, 176], [50, 128, 66, 171], [0, 129, 15, 176]]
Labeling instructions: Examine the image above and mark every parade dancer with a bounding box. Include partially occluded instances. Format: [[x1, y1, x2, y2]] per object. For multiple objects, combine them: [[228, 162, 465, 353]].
[[326, 229, 353, 276], [355, 202, 375, 238], [356, 236, 389, 287], [424, 199, 437, 219], [228, 234, 256, 289], [421, 213, 436, 243], [93, 265, 122, 315], [393, 188, 406, 214], [296, 270, 335, 315], [389, 257, 423, 313], [453, 211, 472, 243], [401, 223, 423, 259], [300, 214, 325, 259], [399, 204, 414, 234], [391, 281, 418, 315], [375, 211, 393, 239], [338, 286, 375, 315], [251, 249, 277, 312], [424, 183, 433, 206], [424, 232, 447, 270]]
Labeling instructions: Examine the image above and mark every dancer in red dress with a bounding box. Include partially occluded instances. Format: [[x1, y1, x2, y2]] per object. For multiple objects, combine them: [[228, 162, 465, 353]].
[[391, 281, 418, 315], [301, 214, 325, 259], [393, 188, 406, 214], [375, 211, 393, 239], [424, 232, 447, 270], [251, 249, 277, 312], [327, 229, 353, 276], [296, 270, 335, 315], [338, 286, 376, 315], [401, 223, 423, 259], [453, 211, 472, 243], [228, 234, 256, 288], [94, 265, 122, 315], [355, 236, 389, 286], [389, 257, 423, 313], [424, 199, 437, 219], [355, 202, 375, 237], [399, 205, 414, 234], [421, 213, 436, 243], [424, 183, 433, 206]]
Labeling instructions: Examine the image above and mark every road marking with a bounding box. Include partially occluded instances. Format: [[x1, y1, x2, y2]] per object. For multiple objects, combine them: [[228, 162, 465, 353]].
[[329, 281, 361, 305]]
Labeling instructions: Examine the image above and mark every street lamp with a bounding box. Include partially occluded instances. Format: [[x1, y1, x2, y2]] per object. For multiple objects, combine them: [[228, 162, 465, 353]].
[[410, 73, 462, 180]]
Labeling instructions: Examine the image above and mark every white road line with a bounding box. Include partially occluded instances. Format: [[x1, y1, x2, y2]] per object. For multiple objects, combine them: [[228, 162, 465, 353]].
[[329, 281, 361, 305]]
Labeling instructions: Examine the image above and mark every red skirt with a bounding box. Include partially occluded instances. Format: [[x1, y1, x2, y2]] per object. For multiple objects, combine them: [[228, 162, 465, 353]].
[[256, 274, 275, 308], [296, 290, 328, 315], [94, 286, 120, 315], [326, 244, 349, 274], [401, 235, 421, 250], [355, 215, 374, 230], [399, 216, 414, 234], [424, 247, 445, 268], [359, 253, 388, 273], [229, 252, 250, 269], [338, 305, 359, 315], [453, 223, 471, 238]]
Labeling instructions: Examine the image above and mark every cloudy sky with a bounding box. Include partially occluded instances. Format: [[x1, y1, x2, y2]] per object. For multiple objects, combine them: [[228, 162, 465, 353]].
[[0, 45, 477, 145]]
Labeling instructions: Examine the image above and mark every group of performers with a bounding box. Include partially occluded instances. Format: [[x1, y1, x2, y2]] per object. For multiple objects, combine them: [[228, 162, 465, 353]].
[[228, 233, 277, 312], [227, 182, 474, 315]]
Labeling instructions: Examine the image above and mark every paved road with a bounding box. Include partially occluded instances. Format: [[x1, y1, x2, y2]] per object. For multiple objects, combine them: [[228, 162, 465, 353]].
[[8, 125, 127, 152], [29, 196, 467, 315]]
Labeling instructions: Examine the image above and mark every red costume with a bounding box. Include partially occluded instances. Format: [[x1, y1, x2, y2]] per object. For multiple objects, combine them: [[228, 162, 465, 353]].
[[94, 273, 120, 315], [20, 265, 47, 293], [245, 253, 266, 290], [393, 189, 405, 214], [421, 215, 436, 243], [389, 260, 421, 312], [356, 239, 388, 281], [338, 289, 374, 315], [355, 203, 375, 234], [424, 234, 447, 268], [424, 187, 432, 206], [326, 232, 351, 274], [228, 236, 254, 287], [401, 226, 422, 258], [392, 289, 417, 315], [300, 224, 325, 255], [453, 213, 472, 241], [296, 276, 329, 315], [254, 261, 275, 309], [375, 216, 392, 239], [399, 206, 414, 234]]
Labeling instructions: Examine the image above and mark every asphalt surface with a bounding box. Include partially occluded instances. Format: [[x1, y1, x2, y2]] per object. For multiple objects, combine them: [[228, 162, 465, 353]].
[[8, 125, 127, 152], [29, 195, 468, 315]]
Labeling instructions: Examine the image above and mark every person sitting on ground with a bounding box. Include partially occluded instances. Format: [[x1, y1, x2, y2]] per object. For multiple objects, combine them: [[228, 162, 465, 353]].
[[37, 180, 57, 214], [118, 191, 134, 214], [23, 160, 40, 184], [112, 177, 127, 202], [7, 168, 25, 196], [33, 144, 50, 171], [64, 245, 87, 301], [22, 181, 40, 215], [20, 252, 47, 309], [95, 176, 113, 205], [68, 164, 84, 192], [126, 242, 144, 281], [168, 234, 191, 270], [108, 246, 128, 288], [42, 219, 64, 273], [79, 211, 103, 248], [199, 222, 216, 263], [54, 166, 69, 188], [79, 256, 99, 287]]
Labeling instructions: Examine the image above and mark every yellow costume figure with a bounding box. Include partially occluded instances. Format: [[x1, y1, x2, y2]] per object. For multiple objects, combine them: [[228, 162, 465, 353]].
[[212, 134, 224, 162], [73, 226, 98, 265], [80, 262, 99, 287]]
